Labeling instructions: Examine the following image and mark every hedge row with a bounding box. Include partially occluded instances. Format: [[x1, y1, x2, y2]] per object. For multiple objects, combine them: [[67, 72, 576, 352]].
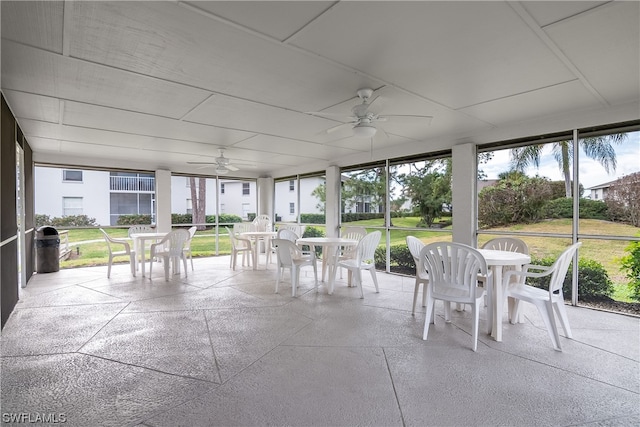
[[117, 213, 243, 225]]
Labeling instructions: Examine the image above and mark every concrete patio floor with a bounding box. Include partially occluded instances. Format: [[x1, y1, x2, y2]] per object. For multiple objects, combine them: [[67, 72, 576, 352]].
[[1, 255, 638, 427]]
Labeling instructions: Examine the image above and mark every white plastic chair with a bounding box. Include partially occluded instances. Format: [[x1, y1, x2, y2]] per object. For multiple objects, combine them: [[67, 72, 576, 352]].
[[272, 238, 318, 297], [406, 236, 428, 316], [252, 214, 272, 231], [504, 242, 582, 351], [338, 226, 368, 283], [277, 223, 305, 237], [421, 242, 491, 352], [226, 227, 252, 270], [149, 229, 190, 281], [100, 228, 136, 278], [183, 226, 197, 271], [334, 230, 381, 298], [277, 228, 299, 242], [482, 237, 529, 255], [480, 237, 530, 308]]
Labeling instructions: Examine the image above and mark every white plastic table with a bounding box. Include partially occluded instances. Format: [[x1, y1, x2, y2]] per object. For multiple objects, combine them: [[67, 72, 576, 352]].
[[478, 248, 531, 342], [296, 237, 358, 294], [240, 231, 277, 269], [129, 232, 168, 277]]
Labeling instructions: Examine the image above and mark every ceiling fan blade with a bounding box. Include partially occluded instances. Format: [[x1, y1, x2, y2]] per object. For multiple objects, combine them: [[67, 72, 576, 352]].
[[226, 164, 240, 171], [187, 161, 217, 165], [326, 122, 355, 134], [377, 114, 433, 125], [305, 111, 355, 120]]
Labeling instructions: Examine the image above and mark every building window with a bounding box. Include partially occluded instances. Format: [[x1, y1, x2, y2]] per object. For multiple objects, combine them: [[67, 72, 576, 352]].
[[62, 197, 83, 216], [221, 183, 225, 194], [186, 199, 192, 214], [220, 204, 225, 213], [242, 183, 250, 195], [242, 203, 251, 219], [289, 180, 295, 191], [289, 202, 295, 214], [63, 170, 83, 182]]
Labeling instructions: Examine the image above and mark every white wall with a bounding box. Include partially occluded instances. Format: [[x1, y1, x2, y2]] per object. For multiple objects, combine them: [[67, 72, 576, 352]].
[[219, 179, 256, 220], [35, 167, 111, 225], [274, 177, 324, 222]]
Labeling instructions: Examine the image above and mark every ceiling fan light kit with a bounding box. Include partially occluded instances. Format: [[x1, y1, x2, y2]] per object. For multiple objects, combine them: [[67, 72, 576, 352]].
[[353, 123, 377, 138], [215, 165, 229, 175]]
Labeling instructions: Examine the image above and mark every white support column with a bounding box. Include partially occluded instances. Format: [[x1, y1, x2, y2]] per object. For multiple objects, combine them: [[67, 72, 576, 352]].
[[257, 176, 274, 219], [452, 143, 477, 247], [325, 165, 341, 237], [155, 169, 172, 233]]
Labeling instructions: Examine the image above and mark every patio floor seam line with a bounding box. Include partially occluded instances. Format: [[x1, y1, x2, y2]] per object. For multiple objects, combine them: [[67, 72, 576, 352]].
[[382, 347, 408, 427], [76, 351, 220, 385], [75, 302, 132, 354], [487, 347, 640, 395], [202, 311, 224, 384]]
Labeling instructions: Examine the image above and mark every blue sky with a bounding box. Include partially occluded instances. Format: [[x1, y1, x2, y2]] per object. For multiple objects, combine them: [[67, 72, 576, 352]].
[[482, 131, 640, 189]]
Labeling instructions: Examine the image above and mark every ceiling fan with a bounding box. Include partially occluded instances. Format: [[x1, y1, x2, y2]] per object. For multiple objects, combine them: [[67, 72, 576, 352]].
[[187, 148, 240, 175], [306, 88, 433, 138]]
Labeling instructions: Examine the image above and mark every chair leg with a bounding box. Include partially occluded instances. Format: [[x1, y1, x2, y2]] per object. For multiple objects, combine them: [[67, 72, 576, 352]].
[[357, 270, 364, 299], [412, 280, 420, 315], [231, 251, 235, 270], [423, 287, 435, 340], [369, 268, 379, 293], [312, 262, 318, 293], [182, 255, 188, 277], [275, 265, 281, 294], [291, 265, 298, 297], [163, 256, 170, 281], [553, 300, 573, 338], [129, 253, 136, 277], [107, 256, 113, 278], [537, 300, 562, 351], [471, 301, 480, 352], [444, 301, 452, 323]]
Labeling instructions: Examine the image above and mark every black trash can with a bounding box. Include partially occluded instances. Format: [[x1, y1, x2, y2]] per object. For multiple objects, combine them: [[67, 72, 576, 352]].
[[36, 226, 60, 273]]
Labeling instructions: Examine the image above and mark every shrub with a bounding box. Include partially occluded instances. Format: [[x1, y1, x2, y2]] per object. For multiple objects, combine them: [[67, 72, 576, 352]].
[[375, 244, 415, 274], [621, 241, 640, 302], [213, 214, 243, 224], [300, 213, 325, 224], [301, 226, 325, 256], [171, 213, 192, 224], [544, 198, 608, 220], [478, 176, 552, 228], [117, 214, 153, 225], [526, 256, 613, 300], [342, 212, 384, 223], [50, 215, 97, 227], [35, 214, 52, 228], [247, 213, 256, 222]]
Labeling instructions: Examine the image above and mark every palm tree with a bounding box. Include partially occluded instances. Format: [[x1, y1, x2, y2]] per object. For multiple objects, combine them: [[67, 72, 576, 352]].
[[510, 134, 627, 197]]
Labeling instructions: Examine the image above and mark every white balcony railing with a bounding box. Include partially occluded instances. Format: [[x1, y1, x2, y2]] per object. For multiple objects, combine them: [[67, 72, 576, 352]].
[[110, 176, 155, 192]]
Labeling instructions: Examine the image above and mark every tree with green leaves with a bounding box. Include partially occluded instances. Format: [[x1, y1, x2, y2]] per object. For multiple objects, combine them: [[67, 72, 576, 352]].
[[399, 159, 451, 228], [510, 134, 626, 197]]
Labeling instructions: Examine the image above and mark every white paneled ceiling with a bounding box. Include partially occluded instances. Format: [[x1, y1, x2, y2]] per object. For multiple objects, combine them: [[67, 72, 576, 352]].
[[2, 1, 638, 178]]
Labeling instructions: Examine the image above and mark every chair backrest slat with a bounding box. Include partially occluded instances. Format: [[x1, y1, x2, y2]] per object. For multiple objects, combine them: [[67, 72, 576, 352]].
[[421, 242, 487, 303]]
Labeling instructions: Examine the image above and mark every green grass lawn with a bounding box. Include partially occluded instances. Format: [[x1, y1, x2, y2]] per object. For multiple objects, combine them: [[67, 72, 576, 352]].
[[59, 219, 639, 303]]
